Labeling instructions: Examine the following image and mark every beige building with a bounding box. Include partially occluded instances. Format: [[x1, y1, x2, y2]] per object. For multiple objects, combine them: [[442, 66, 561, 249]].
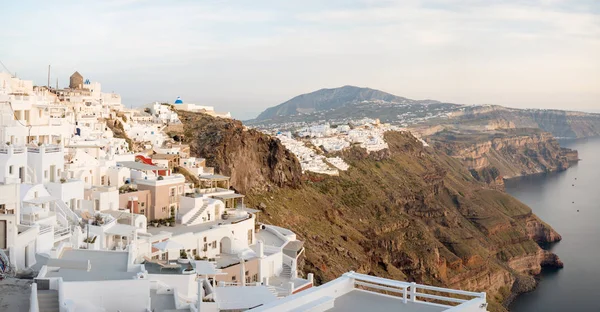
[[136, 174, 185, 221], [118, 190, 152, 220]]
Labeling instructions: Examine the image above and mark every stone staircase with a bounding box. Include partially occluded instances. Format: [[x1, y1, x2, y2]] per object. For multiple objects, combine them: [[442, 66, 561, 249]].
[[281, 264, 292, 278], [184, 201, 209, 226], [266, 285, 289, 298], [37, 290, 59, 312]]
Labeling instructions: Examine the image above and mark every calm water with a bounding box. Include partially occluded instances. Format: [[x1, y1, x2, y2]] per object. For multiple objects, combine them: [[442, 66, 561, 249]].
[[507, 138, 600, 312]]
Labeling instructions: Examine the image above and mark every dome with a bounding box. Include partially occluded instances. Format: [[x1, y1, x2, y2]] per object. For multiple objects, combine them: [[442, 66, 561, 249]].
[[174, 96, 183, 104]]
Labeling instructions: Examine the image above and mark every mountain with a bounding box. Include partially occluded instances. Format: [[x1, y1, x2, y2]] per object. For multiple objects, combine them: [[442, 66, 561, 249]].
[[254, 85, 450, 122], [173, 110, 563, 312]]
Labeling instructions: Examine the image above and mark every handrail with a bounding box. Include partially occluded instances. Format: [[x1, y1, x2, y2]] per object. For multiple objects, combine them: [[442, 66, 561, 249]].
[[346, 272, 485, 307]]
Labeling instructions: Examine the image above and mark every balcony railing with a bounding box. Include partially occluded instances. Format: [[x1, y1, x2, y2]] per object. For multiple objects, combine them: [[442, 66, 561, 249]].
[[0, 145, 25, 154], [27, 145, 61, 153], [344, 272, 487, 309]]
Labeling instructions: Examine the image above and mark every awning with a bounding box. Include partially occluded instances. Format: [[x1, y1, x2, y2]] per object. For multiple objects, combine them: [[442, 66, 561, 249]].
[[213, 194, 245, 200], [283, 240, 304, 252], [117, 161, 161, 171], [105, 224, 136, 236], [153, 240, 184, 251], [23, 196, 57, 205], [199, 174, 230, 181]]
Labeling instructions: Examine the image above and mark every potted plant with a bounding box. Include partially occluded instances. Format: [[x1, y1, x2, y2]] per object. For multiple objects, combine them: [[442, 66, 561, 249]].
[[178, 249, 190, 264]]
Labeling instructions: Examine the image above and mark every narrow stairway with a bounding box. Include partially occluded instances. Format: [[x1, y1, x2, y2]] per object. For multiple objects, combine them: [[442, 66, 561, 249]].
[[185, 202, 209, 226], [37, 290, 59, 312], [281, 264, 292, 278]]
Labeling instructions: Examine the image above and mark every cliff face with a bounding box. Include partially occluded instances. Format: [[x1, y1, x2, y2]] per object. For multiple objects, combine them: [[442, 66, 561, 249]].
[[176, 112, 562, 311], [176, 110, 302, 194], [440, 105, 600, 139], [429, 129, 578, 180]]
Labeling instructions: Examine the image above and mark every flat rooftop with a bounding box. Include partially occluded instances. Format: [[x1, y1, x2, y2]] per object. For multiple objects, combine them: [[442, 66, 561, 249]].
[[327, 290, 445, 312], [256, 230, 285, 248], [44, 250, 137, 281]]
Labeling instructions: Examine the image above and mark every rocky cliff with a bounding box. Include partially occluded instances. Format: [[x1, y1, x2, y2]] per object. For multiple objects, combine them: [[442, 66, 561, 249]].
[[176, 110, 302, 194], [176, 111, 563, 312], [442, 105, 600, 139], [427, 128, 578, 182]]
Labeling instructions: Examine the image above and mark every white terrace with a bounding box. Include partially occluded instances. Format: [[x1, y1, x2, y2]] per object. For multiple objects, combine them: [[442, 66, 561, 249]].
[[251, 271, 488, 312]]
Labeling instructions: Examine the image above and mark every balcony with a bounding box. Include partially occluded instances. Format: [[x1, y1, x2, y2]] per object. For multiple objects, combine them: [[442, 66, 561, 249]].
[[27, 144, 62, 154], [0, 145, 25, 154]]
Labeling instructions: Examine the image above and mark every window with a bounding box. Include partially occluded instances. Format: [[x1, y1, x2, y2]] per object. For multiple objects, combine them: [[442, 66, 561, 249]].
[[252, 274, 258, 282], [192, 249, 197, 256], [170, 187, 176, 196], [162, 207, 167, 213], [44, 170, 48, 178], [232, 276, 236, 281], [8, 166, 13, 175], [246, 276, 251, 284], [203, 243, 208, 252], [207, 213, 211, 221], [140, 209, 145, 214], [211, 241, 217, 249], [203, 237, 207, 242], [248, 229, 253, 245]]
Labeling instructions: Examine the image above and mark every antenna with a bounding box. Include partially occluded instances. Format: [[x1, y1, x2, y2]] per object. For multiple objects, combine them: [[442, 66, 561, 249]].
[[0, 60, 12, 75]]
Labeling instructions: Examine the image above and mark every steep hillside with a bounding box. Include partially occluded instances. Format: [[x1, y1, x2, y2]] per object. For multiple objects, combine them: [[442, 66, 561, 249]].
[[176, 111, 563, 311], [428, 128, 579, 182], [176, 110, 302, 194]]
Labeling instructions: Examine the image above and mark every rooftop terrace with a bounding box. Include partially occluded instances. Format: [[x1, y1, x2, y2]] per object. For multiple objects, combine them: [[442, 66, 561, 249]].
[[44, 250, 136, 281]]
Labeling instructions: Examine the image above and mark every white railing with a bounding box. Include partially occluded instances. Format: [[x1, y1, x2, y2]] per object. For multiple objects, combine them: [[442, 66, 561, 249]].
[[345, 272, 486, 308], [218, 281, 262, 287], [0, 145, 25, 154], [55, 200, 80, 225], [54, 226, 71, 240], [27, 145, 61, 154], [39, 224, 53, 235]]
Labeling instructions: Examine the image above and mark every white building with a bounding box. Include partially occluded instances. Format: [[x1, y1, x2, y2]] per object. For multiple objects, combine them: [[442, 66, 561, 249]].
[[172, 97, 231, 118]]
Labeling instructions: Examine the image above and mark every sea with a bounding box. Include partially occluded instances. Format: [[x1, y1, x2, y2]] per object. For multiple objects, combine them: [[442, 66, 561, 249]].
[[507, 137, 600, 312]]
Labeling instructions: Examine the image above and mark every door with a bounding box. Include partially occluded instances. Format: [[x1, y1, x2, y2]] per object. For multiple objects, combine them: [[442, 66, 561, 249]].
[[0, 220, 6, 249], [50, 165, 56, 182], [19, 167, 24, 183]]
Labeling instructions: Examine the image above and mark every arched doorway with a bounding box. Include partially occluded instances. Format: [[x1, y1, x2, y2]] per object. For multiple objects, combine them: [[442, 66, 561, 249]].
[[220, 237, 232, 254]]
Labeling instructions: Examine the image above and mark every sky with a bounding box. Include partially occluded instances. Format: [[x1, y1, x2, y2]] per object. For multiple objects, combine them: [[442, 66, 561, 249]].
[[1, 0, 599, 119]]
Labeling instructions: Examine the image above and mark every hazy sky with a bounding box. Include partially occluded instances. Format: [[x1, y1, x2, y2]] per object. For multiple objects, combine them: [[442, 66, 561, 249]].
[[1, 0, 599, 119]]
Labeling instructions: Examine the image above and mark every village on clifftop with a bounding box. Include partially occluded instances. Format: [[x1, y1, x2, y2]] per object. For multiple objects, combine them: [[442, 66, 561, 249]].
[[0, 71, 487, 312]]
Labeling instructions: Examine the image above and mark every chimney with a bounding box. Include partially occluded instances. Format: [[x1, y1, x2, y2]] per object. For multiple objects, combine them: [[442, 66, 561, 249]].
[[258, 240, 264, 258]]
